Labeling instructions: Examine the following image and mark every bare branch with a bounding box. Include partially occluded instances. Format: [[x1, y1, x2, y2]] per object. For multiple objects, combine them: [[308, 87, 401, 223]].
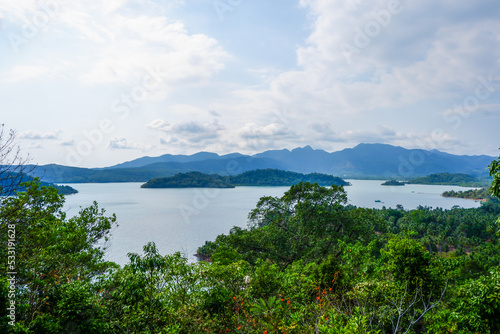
[[0, 124, 33, 196]]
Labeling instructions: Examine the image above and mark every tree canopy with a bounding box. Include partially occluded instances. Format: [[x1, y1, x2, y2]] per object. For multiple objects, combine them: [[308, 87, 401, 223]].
[[2, 151, 500, 332]]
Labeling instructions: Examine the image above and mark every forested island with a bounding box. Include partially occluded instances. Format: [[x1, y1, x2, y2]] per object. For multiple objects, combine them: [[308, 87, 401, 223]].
[[381, 179, 405, 186], [229, 169, 349, 186], [443, 187, 491, 201], [408, 172, 489, 187], [141, 169, 350, 188], [0, 174, 78, 195], [141, 171, 235, 188]]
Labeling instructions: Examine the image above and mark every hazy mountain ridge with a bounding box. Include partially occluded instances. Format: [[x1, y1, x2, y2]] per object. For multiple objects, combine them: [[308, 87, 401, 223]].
[[30, 144, 495, 183]]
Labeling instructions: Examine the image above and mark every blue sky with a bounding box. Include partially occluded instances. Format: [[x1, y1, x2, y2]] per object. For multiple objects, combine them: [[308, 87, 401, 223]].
[[1, 0, 499, 167]]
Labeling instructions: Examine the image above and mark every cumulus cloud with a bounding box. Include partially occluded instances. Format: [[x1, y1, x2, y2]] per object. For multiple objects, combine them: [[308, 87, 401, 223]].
[[59, 139, 75, 146], [5, 65, 51, 82], [311, 123, 402, 143], [147, 119, 225, 143], [238, 122, 294, 140], [247, 0, 500, 117], [1, 1, 229, 86], [17, 129, 59, 140], [235, 122, 299, 152], [108, 137, 153, 150]]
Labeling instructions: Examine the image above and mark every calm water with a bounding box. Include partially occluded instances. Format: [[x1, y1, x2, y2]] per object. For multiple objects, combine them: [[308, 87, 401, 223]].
[[62, 180, 481, 265]]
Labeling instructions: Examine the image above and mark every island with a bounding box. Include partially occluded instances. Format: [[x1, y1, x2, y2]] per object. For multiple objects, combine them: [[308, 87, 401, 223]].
[[141, 172, 235, 188], [51, 184, 79, 195], [229, 169, 350, 187], [141, 169, 350, 188], [407, 173, 489, 187], [381, 180, 405, 186], [0, 174, 78, 195], [442, 187, 491, 201]]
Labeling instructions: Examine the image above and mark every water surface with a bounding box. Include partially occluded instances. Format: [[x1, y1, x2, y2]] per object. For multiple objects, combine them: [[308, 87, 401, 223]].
[[62, 181, 481, 265]]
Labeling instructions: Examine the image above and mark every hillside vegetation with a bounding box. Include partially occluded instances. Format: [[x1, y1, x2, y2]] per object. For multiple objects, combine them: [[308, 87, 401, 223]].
[[408, 172, 489, 187], [381, 179, 405, 186], [443, 187, 491, 200], [30, 144, 495, 183], [141, 169, 350, 188], [141, 171, 235, 188], [2, 154, 500, 333]]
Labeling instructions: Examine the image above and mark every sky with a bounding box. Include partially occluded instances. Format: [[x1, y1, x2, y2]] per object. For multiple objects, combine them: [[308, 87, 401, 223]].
[[0, 0, 499, 168]]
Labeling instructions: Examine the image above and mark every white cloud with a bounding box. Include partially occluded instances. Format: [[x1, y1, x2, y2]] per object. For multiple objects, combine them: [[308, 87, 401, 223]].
[[1, 1, 229, 87], [244, 0, 500, 117], [5, 65, 51, 82], [59, 139, 75, 146], [108, 137, 153, 150], [238, 122, 294, 140], [147, 119, 225, 143], [17, 129, 59, 139]]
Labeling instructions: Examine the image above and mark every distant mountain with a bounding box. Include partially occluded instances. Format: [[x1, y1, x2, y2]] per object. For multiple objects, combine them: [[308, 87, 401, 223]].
[[29, 144, 496, 183], [30, 156, 285, 183], [107, 152, 246, 169], [321, 144, 490, 178], [251, 143, 493, 178]]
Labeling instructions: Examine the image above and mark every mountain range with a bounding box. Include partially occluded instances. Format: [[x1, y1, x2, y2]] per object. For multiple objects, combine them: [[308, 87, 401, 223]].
[[30, 143, 496, 183]]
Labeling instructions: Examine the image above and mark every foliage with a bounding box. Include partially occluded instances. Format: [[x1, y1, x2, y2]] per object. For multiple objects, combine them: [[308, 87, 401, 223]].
[[490, 151, 500, 199], [0, 181, 116, 332], [408, 172, 488, 187], [230, 169, 349, 186], [141, 171, 235, 188], [141, 169, 350, 188], [0, 175, 78, 196], [381, 180, 405, 186], [4, 174, 500, 333], [442, 187, 491, 200], [452, 267, 500, 333]]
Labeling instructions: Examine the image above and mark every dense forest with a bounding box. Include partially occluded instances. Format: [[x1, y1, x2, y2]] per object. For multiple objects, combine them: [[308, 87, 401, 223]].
[[1, 156, 500, 333], [141, 171, 235, 188], [408, 173, 489, 187], [442, 187, 491, 201], [142, 169, 349, 188], [381, 180, 405, 186], [229, 169, 349, 187]]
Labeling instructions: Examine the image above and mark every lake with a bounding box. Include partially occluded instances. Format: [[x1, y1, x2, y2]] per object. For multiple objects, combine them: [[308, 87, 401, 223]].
[[62, 180, 482, 265]]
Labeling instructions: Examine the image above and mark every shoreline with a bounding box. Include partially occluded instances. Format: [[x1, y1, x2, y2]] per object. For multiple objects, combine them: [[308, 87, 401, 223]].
[[442, 195, 487, 202]]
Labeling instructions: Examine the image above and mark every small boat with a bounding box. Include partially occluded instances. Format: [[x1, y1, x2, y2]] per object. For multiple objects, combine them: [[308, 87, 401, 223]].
[[375, 200, 382, 203]]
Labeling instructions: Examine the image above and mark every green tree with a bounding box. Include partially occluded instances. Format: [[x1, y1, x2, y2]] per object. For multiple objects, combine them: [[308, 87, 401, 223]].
[[102, 243, 204, 333], [0, 181, 116, 332], [248, 182, 349, 266], [489, 151, 500, 199], [453, 267, 500, 333]]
